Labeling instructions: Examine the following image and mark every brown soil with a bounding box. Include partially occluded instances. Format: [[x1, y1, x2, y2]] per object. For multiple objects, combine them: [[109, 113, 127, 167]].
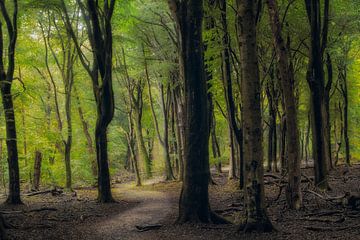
[[1, 165, 360, 240]]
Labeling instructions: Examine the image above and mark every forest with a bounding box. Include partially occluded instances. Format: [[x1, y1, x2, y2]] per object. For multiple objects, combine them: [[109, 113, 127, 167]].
[[0, 0, 359, 239]]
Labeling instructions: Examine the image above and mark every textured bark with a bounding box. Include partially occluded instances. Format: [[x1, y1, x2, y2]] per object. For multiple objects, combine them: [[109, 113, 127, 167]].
[[305, 0, 329, 189], [266, 0, 302, 210], [169, 0, 219, 223], [236, 0, 273, 232], [0, 0, 21, 204], [86, 0, 116, 202], [265, 78, 277, 172]]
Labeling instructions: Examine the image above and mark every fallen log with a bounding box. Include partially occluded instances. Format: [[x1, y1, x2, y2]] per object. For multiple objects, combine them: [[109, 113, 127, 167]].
[[135, 224, 162, 232]]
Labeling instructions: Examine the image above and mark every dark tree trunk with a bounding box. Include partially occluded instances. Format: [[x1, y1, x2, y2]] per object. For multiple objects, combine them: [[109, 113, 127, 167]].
[[33, 151, 42, 191], [169, 0, 223, 223], [236, 0, 273, 232], [63, 0, 116, 202], [211, 113, 222, 173], [305, 0, 329, 189], [0, 0, 21, 204], [87, 0, 116, 202]]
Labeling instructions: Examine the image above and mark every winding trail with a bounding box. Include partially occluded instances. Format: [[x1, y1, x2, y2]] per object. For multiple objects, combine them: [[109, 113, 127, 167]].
[[80, 178, 177, 240]]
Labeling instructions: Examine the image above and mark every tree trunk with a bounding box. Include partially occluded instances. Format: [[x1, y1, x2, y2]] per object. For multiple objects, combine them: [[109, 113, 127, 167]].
[[1, 89, 21, 204], [211, 113, 222, 173], [266, 0, 302, 209], [236, 0, 273, 232], [33, 151, 42, 191], [0, 0, 21, 205], [74, 87, 97, 177], [134, 110, 152, 178], [305, 0, 329, 189], [169, 0, 222, 223], [228, 129, 237, 179]]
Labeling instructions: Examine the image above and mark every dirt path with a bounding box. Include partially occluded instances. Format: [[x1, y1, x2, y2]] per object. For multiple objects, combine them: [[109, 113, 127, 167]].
[[78, 178, 177, 240]]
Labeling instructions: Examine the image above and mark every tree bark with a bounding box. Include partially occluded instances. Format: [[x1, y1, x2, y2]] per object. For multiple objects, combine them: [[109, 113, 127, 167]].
[[305, 0, 329, 189], [266, 0, 302, 210], [0, 0, 21, 204], [169, 0, 222, 223], [236, 0, 273, 232]]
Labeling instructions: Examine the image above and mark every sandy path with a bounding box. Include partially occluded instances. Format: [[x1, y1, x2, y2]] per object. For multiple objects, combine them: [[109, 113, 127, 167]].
[[79, 178, 176, 240]]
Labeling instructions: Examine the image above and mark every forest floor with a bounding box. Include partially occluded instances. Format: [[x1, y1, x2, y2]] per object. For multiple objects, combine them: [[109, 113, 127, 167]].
[[1, 164, 360, 240]]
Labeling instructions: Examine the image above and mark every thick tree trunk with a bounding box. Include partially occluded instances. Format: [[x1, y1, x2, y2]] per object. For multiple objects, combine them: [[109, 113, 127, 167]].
[[266, 0, 302, 210], [0, 0, 21, 205], [236, 0, 273, 232], [95, 125, 113, 203], [169, 0, 223, 223], [305, 0, 329, 189], [1, 90, 21, 204]]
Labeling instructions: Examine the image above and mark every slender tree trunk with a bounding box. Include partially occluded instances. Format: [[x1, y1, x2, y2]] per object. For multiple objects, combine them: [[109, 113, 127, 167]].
[[33, 151, 42, 191], [228, 129, 237, 179], [74, 87, 97, 177], [64, 78, 73, 190], [236, 0, 273, 231], [211, 113, 222, 173], [266, 0, 302, 209], [133, 110, 152, 178], [127, 111, 141, 186]]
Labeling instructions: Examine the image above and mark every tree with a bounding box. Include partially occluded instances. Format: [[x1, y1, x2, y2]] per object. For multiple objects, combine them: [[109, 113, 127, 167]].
[[168, 0, 224, 223], [0, 0, 21, 204], [62, 0, 116, 202], [236, 0, 273, 232], [305, 0, 330, 189], [266, 0, 302, 209]]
